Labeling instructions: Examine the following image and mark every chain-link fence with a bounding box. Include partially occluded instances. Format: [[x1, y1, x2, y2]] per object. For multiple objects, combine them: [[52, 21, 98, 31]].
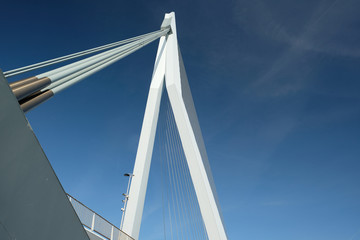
[[67, 194, 134, 240]]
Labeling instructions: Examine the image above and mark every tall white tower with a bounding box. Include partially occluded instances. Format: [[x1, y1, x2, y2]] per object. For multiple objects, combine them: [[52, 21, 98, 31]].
[[122, 12, 228, 240]]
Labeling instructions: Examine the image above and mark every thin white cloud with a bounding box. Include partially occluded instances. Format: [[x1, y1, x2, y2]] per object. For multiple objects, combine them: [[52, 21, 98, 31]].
[[234, 0, 360, 57], [233, 0, 360, 97], [347, 228, 360, 240]]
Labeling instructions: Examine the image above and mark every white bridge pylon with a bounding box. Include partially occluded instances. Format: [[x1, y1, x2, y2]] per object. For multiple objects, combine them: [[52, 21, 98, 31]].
[[122, 12, 228, 240]]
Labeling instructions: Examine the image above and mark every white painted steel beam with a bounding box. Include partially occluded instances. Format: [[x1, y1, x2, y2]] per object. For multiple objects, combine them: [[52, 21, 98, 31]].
[[123, 12, 227, 240], [121, 34, 167, 239], [164, 12, 228, 240]]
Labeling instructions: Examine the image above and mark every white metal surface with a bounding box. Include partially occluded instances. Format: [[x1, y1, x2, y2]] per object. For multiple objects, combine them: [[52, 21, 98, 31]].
[[121, 33, 167, 239], [123, 12, 227, 240], [164, 13, 227, 240]]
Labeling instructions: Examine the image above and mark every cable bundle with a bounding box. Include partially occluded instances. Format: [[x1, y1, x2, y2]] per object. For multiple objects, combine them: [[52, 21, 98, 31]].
[[5, 28, 170, 113], [157, 91, 209, 240]]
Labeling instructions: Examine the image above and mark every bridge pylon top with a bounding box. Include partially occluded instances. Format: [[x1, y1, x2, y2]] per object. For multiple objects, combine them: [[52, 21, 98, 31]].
[[122, 12, 228, 240]]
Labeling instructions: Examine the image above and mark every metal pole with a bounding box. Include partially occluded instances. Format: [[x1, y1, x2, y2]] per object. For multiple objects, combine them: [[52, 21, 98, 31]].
[[120, 173, 133, 230]]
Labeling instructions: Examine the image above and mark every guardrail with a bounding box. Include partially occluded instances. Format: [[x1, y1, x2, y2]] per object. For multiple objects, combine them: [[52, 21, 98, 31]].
[[67, 194, 134, 240]]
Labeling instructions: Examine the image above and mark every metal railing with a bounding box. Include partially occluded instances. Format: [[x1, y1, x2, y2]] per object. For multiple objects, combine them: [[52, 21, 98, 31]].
[[67, 194, 134, 240]]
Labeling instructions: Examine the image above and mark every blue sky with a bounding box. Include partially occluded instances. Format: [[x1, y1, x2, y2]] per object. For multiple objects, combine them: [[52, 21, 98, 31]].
[[1, 0, 360, 239]]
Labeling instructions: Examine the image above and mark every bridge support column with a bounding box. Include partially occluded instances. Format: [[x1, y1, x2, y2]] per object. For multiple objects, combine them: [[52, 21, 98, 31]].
[[123, 12, 228, 240], [122, 33, 167, 239]]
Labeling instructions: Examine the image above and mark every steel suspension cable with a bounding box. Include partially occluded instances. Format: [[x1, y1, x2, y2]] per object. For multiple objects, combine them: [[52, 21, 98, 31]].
[[169, 108, 201, 240], [18, 30, 167, 112], [47, 32, 161, 93], [160, 95, 175, 240], [163, 99, 177, 240], [38, 30, 168, 83], [159, 105, 168, 240], [170, 105, 209, 240], [50, 32, 163, 94], [10, 29, 168, 103], [165, 102, 183, 240], [167, 103, 196, 240], [167, 104, 183, 240], [172, 106, 206, 240], [4, 29, 167, 77], [160, 93, 209, 240], [164, 100, 175, 240]]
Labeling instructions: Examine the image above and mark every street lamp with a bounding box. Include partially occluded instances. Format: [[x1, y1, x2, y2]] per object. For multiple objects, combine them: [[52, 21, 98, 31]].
[[120, 173, 134, 230]]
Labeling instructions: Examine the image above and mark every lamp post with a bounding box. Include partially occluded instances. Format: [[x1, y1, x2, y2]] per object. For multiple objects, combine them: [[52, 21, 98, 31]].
[[120, 173, 134, 230]]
